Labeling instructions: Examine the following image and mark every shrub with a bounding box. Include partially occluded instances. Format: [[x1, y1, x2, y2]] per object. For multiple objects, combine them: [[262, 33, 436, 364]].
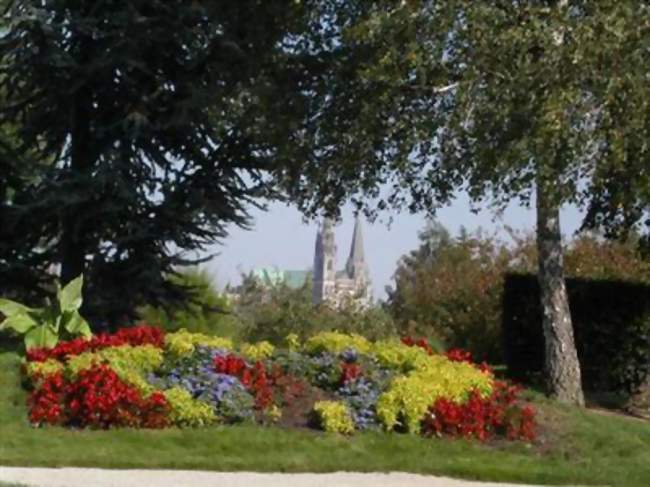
[[422, 381, 536, 442], [29, 365, 170, 429], [388, 223, 650, 364], [214, 354, 274, 410], [386, 224, 527, 363], [371, 339, 432, 373], [163, 387, 216, 427], [138, 269, 244, 339], [164, 328, 233, 357], [239, 341, 275, 361], [313, 401, 355, 434], [22, 325, 535, 441], [234, 278, 397, 344], [154, 346, 254, 423], [26, 324, 164, 363], [503, 274, 650, 394], [66, 345, 163, 378], [304, 331, 371, 355], [376, 356, 493, 433], [337, 377, 382, 430], [24, 359, 64, 381], [285, 333, 300, 351]]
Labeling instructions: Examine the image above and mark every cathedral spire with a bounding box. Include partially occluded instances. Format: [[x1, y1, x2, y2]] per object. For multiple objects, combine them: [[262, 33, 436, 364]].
[[313, 217, 337, 305], [346, 215, 366, 278]]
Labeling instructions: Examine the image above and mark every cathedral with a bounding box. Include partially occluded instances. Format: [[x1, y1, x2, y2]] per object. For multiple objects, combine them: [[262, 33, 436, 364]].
[[312, 217, 372, 308], [241, 216, 373, 308]]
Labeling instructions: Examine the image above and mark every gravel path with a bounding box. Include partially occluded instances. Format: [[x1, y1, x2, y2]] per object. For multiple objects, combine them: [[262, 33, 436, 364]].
[[0, 467, 543, 487]]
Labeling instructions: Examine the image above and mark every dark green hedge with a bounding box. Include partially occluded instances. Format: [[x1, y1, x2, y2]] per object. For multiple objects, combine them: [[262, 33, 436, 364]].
[[502, 274, 650, 393]]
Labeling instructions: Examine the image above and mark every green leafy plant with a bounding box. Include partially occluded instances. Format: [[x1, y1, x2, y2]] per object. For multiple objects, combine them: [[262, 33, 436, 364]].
[[0, 276, 92, 349]]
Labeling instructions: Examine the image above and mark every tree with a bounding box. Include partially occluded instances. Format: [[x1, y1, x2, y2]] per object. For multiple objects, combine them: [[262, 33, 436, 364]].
[[231, 273, 397, 344], [138, 268, 242, 339], [279, 1, 650, 405], [0, 1, 323, 322], [386, 223, 535, 362]]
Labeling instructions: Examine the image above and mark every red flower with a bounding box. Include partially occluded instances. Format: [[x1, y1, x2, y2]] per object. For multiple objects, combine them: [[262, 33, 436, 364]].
[[422, 380, 536, 442], [445, 348, 473, 364], [28, 364, 170, 429], [340, 362, 362, 385], [214, 354, 275, 410], [401, 336, 434, 355], [26, 324, 165, 362], [214, 354, 308, 411]]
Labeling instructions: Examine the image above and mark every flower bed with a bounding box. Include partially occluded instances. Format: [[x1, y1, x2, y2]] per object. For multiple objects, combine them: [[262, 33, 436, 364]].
[[22, 326, 536, 441]]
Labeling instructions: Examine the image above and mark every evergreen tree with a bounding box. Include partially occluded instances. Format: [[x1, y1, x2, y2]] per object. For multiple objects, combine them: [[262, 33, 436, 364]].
[[0, 0, 323, 322]]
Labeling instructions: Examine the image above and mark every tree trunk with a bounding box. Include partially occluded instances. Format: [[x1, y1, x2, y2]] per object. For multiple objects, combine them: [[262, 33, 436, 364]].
[[60, 93, 92, 285], [536, 180, 585, 406]]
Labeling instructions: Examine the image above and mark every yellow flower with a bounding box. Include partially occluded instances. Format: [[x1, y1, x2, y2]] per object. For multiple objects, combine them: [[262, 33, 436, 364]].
[[163, 387, 216, 427], [164, 328, 233, 357], [240, 341, 275, 361], [376, 354, 493, 433], [304, 331, 371, 355], [285, 333, 301, 351], [313, 401, 355, 434]]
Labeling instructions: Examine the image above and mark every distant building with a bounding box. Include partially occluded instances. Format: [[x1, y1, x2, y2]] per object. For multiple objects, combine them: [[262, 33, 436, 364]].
[[249, 267, 310, 291], [312, 216, 372, 308], [241, 216, 372, 308]]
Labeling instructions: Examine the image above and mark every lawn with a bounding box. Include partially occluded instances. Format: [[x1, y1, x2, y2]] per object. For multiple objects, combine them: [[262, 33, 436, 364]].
[[1, 349, 649, 486]]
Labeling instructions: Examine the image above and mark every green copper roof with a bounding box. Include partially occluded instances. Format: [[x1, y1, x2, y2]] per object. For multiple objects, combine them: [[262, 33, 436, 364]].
[[251, 267, 310, 290], [284, 270, 310, 289]]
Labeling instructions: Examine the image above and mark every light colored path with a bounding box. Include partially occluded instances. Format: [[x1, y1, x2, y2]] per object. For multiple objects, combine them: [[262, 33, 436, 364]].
[[0, 467, 543, 487]]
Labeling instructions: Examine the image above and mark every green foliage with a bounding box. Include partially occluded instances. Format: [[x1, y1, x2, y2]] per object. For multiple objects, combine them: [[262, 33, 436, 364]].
[[164, 329, 234, 358], [312, 401, 355, 435], [388, 222, 650, 363], [282, 1, 649, 228], [0, 0, 328, 322], [239, 341, 275, 361], [370, 339, 435, 373], [0, 275, 91, 350], [563, 235, 650, 283], [66, 345, 163, 379], [387, 223, 534, 362], [234, 278, 397, 344], [376, 356, 493, 434], [24, 359, 64, 380], [503, 274, 650, 394], [139, 269, 243, 339], [163, 387, 216, 428], [304, 331, 371, 355]]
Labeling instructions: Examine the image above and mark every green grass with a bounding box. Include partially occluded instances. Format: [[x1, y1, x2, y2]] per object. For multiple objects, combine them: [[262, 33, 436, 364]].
[[1, 350, 649, 486]]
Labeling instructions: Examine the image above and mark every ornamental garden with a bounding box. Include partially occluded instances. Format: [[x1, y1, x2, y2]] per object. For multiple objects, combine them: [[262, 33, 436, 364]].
[[24, 325, 536, 441]]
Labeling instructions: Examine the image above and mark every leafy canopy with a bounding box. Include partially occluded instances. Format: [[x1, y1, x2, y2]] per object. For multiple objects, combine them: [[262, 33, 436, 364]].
[[280, 1, 649, 232], [0, 0, 329, 320]]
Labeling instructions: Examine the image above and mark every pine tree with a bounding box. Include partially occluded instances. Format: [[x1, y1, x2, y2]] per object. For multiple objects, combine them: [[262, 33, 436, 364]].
[[0, 0, 323, 323]]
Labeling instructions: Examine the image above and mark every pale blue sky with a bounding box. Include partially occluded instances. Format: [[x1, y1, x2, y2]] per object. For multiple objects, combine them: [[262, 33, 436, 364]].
[[205, 195, 580, 299], [204, 193, 584, 301]]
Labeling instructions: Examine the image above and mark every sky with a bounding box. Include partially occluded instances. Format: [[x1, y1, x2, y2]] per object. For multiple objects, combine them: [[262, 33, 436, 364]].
[[204, 193, 584, 301]]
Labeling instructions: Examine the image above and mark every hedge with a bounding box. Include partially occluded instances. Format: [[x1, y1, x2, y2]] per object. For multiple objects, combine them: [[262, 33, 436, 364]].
[[502, 274, 650, 393]]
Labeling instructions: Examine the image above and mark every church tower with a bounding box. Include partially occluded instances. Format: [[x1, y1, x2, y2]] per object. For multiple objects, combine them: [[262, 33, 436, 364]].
[[345, 215, 372, 304], [345, 216, 368, 279], [312, 218, 337, 305]]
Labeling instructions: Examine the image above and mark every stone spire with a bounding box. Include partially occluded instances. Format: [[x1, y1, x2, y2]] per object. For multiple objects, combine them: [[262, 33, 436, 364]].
[[312, 217, 337, 305], [345, 215, 367, 279]]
